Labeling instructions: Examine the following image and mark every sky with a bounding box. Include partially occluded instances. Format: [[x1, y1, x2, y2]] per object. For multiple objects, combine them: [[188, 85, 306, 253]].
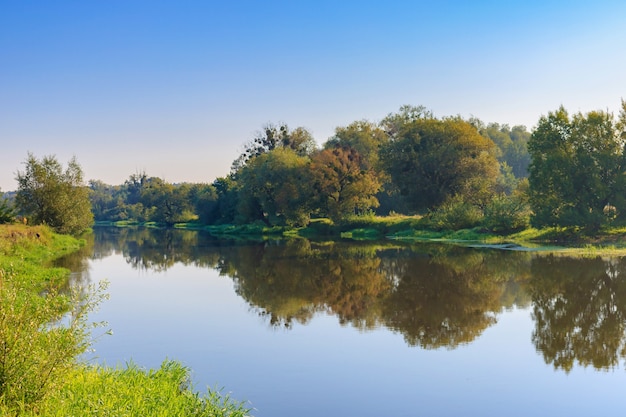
[[2, 0, 626, 191]]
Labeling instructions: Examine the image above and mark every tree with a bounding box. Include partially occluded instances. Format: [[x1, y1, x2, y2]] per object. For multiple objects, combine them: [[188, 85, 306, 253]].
[[89, 180, 124, 221], [15, 153, 93, 234], [0, 190, 15, 224], [527, 106, 625, 230], [237, 148, 312, 226], [379, 115, 499, 212], [231, 123, 317, 174], [477, 122, 531, 178], [139, 178, 196, 225], [325, 120, 388, 171], [309, 146, 381, 221]]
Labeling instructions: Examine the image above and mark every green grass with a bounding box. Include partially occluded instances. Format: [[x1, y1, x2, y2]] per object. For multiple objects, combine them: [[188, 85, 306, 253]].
[[0, 224, 251, 416], [9, 360, 250, 417]]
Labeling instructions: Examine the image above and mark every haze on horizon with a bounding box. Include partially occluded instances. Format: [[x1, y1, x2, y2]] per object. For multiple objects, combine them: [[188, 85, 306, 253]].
[[2, 0, 625, 191]]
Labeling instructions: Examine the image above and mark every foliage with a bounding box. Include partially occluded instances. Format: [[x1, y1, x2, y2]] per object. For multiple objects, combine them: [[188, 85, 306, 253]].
[[309, 146, 381, 222], [325, 120, 388, 171], [0, 225, 250, 416], [89, 180, 125, 221], [482, 192, 531, 234], [425, 195, 484, 231], [15, 153, 93, 235], [19, 361, 250, 417], [528, 106, 626, 231], [474, 121, 531, 178], [140, 178, 197, 225], [0, 195, 15, 224], [231, 123, 316, 173], [379, 113, 499, 212], [237, 148, 312, 226], [0, 225, 108, 413]]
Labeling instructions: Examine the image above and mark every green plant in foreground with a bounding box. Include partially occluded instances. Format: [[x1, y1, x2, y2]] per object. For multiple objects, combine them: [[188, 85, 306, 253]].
[[0, 266, 109, 414], [0, 224, 251, 416], [25, 360, 251, 417]]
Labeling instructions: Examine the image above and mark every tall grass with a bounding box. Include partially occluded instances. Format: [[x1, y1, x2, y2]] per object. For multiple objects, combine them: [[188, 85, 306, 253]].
[[12, 360, 251, 417]]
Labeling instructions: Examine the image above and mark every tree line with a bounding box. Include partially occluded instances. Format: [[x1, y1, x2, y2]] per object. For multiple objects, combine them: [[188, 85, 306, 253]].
[[88, 105, 532, 230], [3, 102, 626, 235]]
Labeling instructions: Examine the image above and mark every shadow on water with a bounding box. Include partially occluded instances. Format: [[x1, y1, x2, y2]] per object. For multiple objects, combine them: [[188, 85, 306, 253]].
[[55, 226, 626, 372]]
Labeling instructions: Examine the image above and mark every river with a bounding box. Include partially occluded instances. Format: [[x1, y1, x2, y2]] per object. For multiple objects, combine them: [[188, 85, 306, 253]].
[[57, 227, 626, 417]]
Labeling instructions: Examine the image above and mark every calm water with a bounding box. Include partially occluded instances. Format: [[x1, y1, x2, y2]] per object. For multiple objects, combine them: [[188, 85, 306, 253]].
[[59, 227, 626, 417]]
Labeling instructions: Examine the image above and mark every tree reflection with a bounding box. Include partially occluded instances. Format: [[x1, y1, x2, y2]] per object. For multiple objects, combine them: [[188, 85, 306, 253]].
[[529, 256, 626, 371], [380, 247, 531, 348], [58, 227, 626, 367], [84, 228, 533, 350], [225, 240, 392, 329], [217, 239, 531, 347]]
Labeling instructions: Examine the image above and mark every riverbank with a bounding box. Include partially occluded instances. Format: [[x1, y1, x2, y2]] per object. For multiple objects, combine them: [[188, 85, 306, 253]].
[[0, 224, 250, 417], [96, 216, 626, 255]]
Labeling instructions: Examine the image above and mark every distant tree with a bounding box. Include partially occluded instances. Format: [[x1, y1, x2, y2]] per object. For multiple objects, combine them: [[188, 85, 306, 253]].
[[15, 153, 93, 234], [139, 178, 195, 225], [124, 171, 148, 205], [231, 123, 317, 174], [379, 115, 499, 212], [237, 148, 312, 226], [325, 120, 388, 171], [478, 122, 531, 178], [0, 190, 15, 224], [89, 180, 124, 221], [380, 105, 433, 140], [528, 106, 625, 230], [210, 176, 240, 224], [309, 146, 381, 221], [188, 183, 219, 224]]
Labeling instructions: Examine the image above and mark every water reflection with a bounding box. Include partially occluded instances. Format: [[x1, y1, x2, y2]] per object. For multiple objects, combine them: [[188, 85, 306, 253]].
[[530, 255, 626, 372], [58, 227, 626, 372]]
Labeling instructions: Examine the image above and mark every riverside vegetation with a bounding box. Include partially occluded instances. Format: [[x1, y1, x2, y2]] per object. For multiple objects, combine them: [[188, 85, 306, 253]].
[[0, 224, 250, 416], [1, 102, 626, 413], [5, 103, 626, 243]]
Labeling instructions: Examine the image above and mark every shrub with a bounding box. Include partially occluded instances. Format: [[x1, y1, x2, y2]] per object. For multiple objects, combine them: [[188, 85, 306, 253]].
[[426, 196, 484, 231], [482, 193, 531, 234]]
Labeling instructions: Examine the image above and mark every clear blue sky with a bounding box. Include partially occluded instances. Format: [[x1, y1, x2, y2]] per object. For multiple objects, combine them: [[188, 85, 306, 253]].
[[2, 0, 626, 190]]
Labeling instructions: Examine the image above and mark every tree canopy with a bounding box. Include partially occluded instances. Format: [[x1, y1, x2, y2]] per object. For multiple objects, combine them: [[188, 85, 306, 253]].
[[528, 105, 626, 230], [15, 153, 93, 235], [380, 115, 499, 212]]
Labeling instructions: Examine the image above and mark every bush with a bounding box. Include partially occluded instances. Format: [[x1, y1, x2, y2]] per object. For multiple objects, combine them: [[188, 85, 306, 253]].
[[426, 196, 484, 231], [482, 193, 531, 234]]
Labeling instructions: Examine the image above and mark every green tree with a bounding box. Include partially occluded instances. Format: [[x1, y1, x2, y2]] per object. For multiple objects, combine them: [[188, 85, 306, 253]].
[[0, 190, 15, 224], [528, 107, 625, 230], [325, 120, 388, 171], [231, 123, 317, 173], [237, 148, 312, 226], [477, 122, 531, 178], [15, 154, 93, 234], [140, 178, 195, 225], [89, 180, 125, 221], [379, 114, 499, 212], [188, 183, 219, 224], [309, 146, 381, 221]]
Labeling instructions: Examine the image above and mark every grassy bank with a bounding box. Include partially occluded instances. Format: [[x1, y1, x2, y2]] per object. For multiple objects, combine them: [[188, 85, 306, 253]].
[[0, 224, 250, 417], [97, 216, 626, 255]]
